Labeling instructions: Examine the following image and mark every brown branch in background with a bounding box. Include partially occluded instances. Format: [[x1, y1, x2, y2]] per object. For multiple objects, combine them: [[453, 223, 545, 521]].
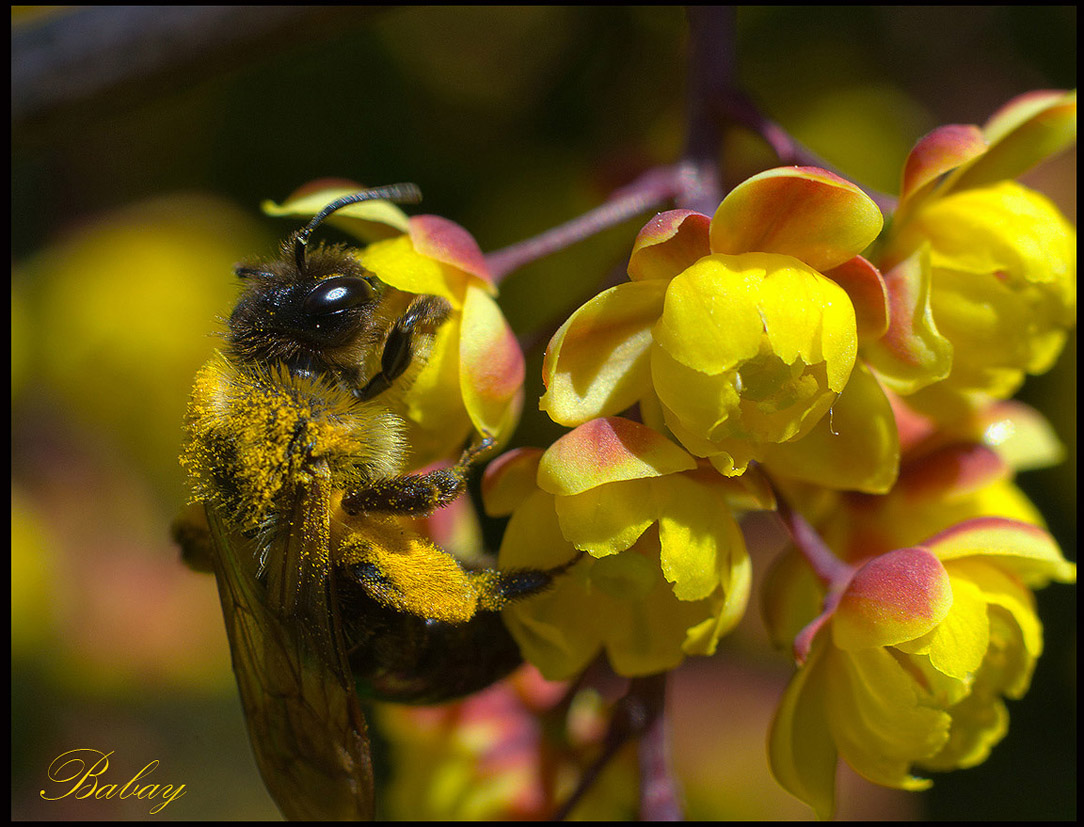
[[632, 674, 682, 820], [679, 6, 735, 214], [12, 7, 381, 142]]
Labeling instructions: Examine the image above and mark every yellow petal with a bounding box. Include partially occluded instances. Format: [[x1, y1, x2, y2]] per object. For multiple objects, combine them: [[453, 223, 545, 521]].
[[357, 235, 462, 305], [826, 646, 949, 789], [823, 255, 889, 344], [263, 183, 411, 240], [498, 490, 601, 681], [540, 280, 667, 426], [554, 479, 655, 557], [898, 576, 989, 681], [651, 254, 766, 374], [760, 361, 899, 494], [682, 547, 752, 654], [768, 640, 839, 820], [943, 557, 1044, 661], [600, 542, 718, 677], [653, 473, 742, 601]]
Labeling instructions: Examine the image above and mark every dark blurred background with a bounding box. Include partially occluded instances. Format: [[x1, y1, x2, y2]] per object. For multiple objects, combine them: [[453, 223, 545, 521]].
[[12, 7, 1075, 820]]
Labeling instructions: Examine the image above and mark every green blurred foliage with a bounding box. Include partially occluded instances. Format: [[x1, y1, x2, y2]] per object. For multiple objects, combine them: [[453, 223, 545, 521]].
[[12, 6, 1074, 820]]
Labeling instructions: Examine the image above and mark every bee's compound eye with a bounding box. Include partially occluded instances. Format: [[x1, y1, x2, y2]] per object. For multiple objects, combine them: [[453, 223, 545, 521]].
[[303, 276, 376, 316]]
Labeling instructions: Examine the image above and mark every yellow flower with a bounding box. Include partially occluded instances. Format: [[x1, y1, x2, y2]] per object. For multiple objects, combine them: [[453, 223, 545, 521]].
[[483, 417, 755, 679], [542, 167, 896, 491], [872, 91, 1077, 408], [767, 517, 1075, 818]]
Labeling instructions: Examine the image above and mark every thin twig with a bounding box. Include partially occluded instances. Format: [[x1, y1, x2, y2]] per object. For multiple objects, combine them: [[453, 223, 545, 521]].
[[484, 166, 686, 283], [633, 675, 682, 821]]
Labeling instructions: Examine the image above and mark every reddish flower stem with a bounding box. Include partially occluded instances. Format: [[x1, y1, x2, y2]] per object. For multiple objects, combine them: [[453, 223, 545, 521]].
[[633, 674, 682, 821], [484, 166, 687, 283], [775, 491, 853, 587]]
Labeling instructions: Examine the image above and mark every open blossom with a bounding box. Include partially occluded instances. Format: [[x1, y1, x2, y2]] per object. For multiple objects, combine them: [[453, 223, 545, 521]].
[[763, 393, 1071, 817], [869, 91, 1077, 410], [265, 183, 525, 465], [541, 167, 898, 492], [483, 417, 756, 679], [765, 516, 1075, 819]]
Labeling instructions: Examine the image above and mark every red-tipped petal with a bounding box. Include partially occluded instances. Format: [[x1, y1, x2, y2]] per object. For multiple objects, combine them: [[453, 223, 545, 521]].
[[955, 90, 1077, 191], [537, 417, 696, 496], [833, 547, 953, 649], [460, 287, 525, 439], [899, 125, 987, 204], [482, 447, 544, 516], [861, 246, 953, 395], [628, 210, 712, 281], [710, 167, 883, 272], [823, 255, 889, 343], [409, 214, 495, 293], [899, 442, 1009, 499], [923, 517, 1075, 586]]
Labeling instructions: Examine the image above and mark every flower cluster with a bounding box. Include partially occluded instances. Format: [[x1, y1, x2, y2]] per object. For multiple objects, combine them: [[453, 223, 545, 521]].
[[540, 167, 894, 489], [765, 517, 1074, 818], [273, 91, 1074, 818], [482, 91, 1075, 816]]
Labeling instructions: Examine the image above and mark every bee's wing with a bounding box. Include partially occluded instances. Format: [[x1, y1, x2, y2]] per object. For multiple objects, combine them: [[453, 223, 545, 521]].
[[206, 465, 373, 821]]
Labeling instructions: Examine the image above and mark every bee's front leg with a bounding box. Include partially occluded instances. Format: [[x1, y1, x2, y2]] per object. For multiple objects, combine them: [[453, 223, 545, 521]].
[[355, 294, 451, 402]]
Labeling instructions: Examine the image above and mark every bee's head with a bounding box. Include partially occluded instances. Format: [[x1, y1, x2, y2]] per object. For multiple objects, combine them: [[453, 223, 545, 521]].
[[226, 185, 422, 374]]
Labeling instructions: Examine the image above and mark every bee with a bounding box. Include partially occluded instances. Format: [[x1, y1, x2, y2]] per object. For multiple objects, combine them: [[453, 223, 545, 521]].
[[173, 185, 575, 820]]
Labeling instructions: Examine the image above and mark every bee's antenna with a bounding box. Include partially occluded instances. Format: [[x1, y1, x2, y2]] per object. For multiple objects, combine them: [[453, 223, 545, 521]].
[[294, 183, 423, 273]]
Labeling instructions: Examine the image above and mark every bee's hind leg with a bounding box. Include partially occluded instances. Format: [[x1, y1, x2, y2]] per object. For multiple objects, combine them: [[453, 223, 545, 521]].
[[469, 550, 585, 611]]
